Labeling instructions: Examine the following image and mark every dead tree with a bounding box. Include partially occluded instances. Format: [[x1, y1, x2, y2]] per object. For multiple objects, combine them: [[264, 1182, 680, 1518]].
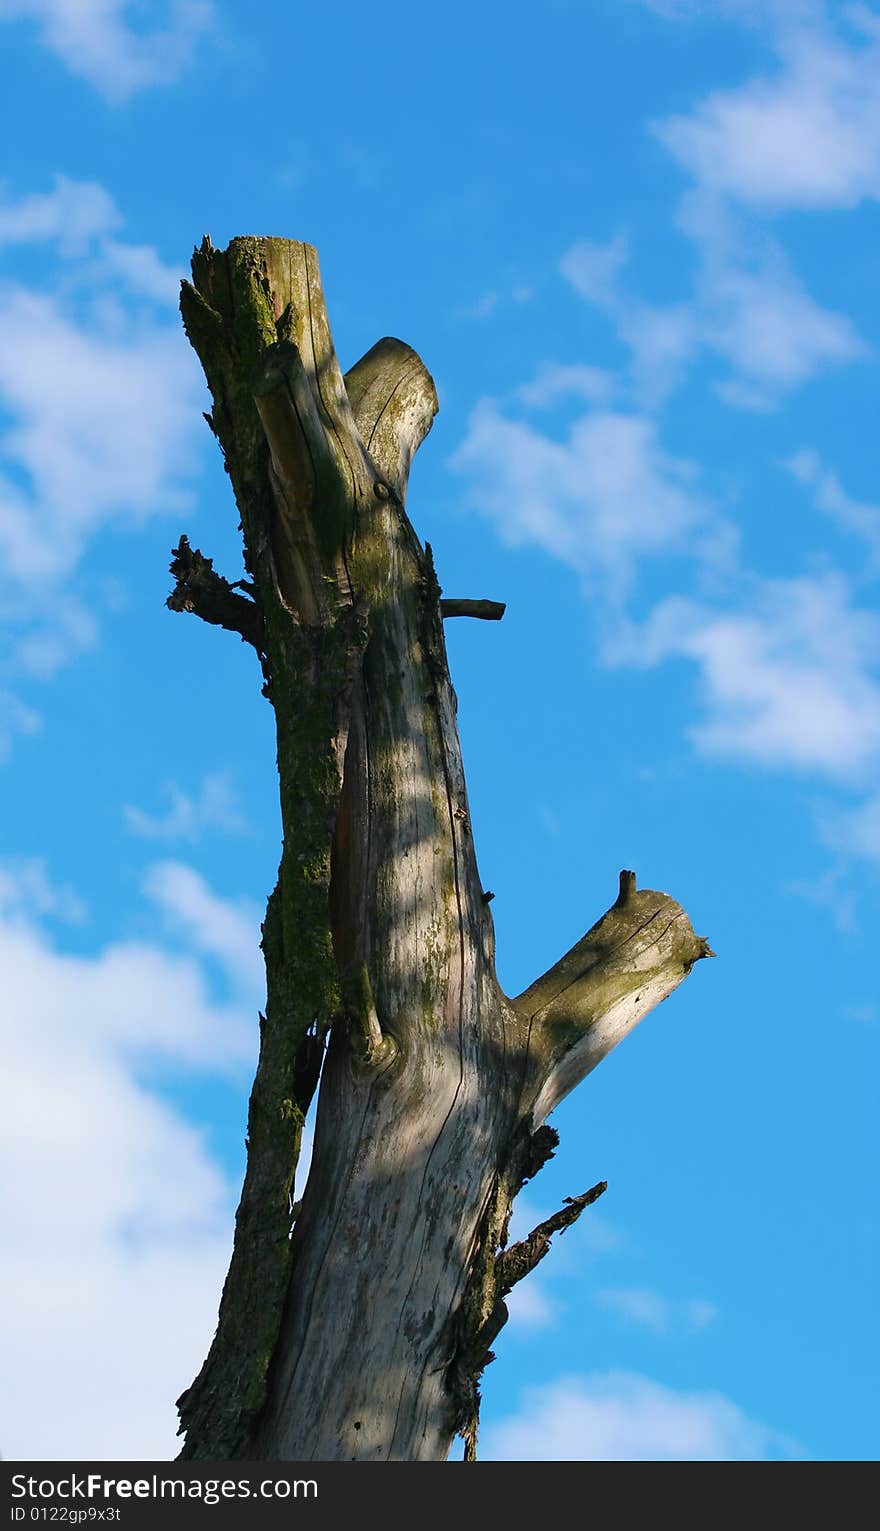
[[169, 236, 711, 1462]]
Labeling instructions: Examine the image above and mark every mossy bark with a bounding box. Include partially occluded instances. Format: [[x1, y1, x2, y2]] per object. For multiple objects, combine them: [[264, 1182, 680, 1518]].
[[170, 236, 711, 1462]]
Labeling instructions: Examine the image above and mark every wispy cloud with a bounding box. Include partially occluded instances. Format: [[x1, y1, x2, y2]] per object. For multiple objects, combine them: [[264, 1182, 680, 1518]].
[[125, 773, 246, 844], [452, 14, 879, 885], [142, 861, 264, 999], [785, 448, 880, 567], [482, 1371, 803, 1460], [0, 0, 213, 104], [505, 1280, 558, 1330], [0, 177, 201, 755], [10, 596, 98, 679], [560, 223, 865, 411], [560, 234, 629, 307], [0, 855, 86, 923], [0, 175, 183, 300], [507, 1194, 622, 1258], [654, 6, 880, 211], [785, 862, 857, 934], [820, 791, 880, 864], [0, 173, 120, 251], [561, 237, 699, 406], [0, 282, 199, 578], [517, 362, 618, 410], [703, 233, 864, 406], [100, 239, 182, 304], [454, 291, 499, 322], [597, 1287, 718, 1335], [0, 688, 41, 761], [563, 5, 879, 414], [500, 1194, 621, 1334], [609, 574, 880, 781], [449, 400, 711, 600], [453, 283, 535, 325]]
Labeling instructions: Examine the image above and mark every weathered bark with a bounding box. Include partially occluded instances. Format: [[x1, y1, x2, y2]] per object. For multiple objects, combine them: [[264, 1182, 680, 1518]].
[[169, 236, 711, 1462], [440, 598, 506, 620]]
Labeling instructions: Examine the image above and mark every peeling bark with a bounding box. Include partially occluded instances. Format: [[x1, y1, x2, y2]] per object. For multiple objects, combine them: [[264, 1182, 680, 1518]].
[[169, 235, 711, 1462]]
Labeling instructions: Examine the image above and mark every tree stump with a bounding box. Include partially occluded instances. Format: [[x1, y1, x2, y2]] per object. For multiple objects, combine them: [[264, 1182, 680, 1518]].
[[169, 236, 711, 1462]]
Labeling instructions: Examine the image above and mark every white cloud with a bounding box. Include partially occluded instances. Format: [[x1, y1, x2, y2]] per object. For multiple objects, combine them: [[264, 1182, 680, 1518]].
[[0, 0, 213, 103], [142, 860, 264, 999], [703, 242, 864, 401], [0, 174, 119, 252], [517, 362, 618, 409], [562, 15, 875, 414], [0, 182, 201, 736], [611, 574, 880, 781], [0, 176, 196, 693], [0, 854, 86, 923], [560, 234, 629, 307], [1, 864, 258, 1071], [3, 1241, 233, 1460], [821, 790, 880, 863], [786, 448, 880, 565], [125, 772, 247, 844], [499, 1195, 620, 1333], [449, 400, 709, 599], [654, 9, 880, 211], [0, 176, 181, 304], [0, 283, 200, 581], [12, 595, 98, 678], [454, 280, 536, 324], [627, 7, 878, 408], [455, 291, 499, 322], [505, 1280, 557, 1330], [100, 239, 181, 304], [597, 1287, 718, 1334], [786, 862, 857, 934], [0, 860, 258, 1458], [619, 302, 699, 407], [482, 1371, 802, 1460], [0, 688, 41, 760], [560, 223, 865, 410], [506, 1195, 553, 1244]]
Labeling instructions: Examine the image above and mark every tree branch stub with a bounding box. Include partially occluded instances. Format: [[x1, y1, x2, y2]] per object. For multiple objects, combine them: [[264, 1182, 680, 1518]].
[[440, 599, 506, 621], [343, 336, 439, 503], [166, 535, 265, 652], [513, 869, 714, 1125], [495, 1180, 607, 1298]]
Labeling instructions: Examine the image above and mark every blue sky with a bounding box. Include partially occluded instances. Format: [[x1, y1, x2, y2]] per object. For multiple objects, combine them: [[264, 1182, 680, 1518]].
[[0, 0, 877, 1462]]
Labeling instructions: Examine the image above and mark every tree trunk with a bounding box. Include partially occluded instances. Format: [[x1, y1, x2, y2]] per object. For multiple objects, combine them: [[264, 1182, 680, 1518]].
[[169, 236, 711, 1462]]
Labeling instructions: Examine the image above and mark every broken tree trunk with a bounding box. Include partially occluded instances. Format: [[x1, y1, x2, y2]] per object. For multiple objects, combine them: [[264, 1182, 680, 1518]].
[[170, 236, 711, 1462]]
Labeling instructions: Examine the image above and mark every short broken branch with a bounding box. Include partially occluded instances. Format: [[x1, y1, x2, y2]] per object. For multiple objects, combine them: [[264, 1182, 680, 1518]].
[[495, 1181, 607, 1296], [514, 869, 713, 1124], [440, 599, 506, 621], [452, 1175, 607, 1464], [167, 535, 264, 651], [344, 337, 438, 502]]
